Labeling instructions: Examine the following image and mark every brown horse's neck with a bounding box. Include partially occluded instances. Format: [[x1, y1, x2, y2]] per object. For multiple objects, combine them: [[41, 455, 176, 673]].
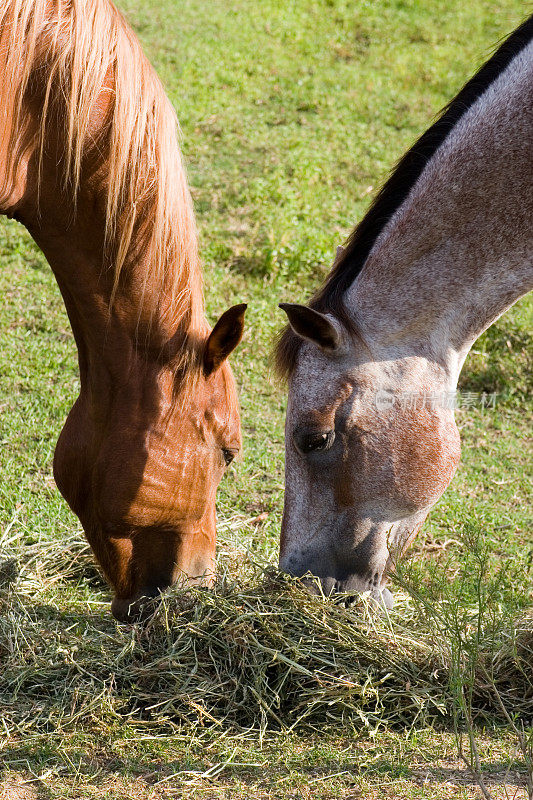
[[22, 194, 205, 401], [349, 41, 533, 384], [0, 0, 207, 397]]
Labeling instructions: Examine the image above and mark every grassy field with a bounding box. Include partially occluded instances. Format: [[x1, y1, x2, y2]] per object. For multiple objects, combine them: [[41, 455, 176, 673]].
[[0, 0, 532, 797]]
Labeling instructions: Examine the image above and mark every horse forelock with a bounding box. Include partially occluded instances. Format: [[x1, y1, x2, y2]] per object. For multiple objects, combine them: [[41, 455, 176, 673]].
[[274, 13, 533, 381], [0, 0, 204, 362]]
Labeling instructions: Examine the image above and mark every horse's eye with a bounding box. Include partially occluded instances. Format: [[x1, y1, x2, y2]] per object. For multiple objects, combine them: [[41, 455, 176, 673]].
[[222, 448, 236, 466], [296, 430, 335, 454]]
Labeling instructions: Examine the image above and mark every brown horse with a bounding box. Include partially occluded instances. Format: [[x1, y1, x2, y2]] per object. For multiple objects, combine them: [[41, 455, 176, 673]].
[[276, 17, 533, 606], [0, 0, 246, 621]]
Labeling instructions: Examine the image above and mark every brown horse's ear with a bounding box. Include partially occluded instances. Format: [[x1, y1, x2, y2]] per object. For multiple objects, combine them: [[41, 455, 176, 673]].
[[279, 303, 340, 351], [203, 303, 247, 376]]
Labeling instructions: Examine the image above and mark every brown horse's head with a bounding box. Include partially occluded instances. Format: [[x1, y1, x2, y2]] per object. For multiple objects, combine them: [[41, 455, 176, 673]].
[[0, 0, 249, 621], [53, 305, 246, 622]]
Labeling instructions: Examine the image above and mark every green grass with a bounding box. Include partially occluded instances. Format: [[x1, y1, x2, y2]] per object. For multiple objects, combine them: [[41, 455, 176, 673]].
[[0, 1, 532, 797]]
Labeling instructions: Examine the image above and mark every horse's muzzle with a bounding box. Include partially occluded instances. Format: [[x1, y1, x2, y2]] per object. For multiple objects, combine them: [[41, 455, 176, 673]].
[[111, 587, 163, 623], [280, 551, 394, 609]]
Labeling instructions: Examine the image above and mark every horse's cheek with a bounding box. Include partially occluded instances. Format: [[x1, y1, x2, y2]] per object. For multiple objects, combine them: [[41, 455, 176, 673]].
[[394, 413, 461, 509]]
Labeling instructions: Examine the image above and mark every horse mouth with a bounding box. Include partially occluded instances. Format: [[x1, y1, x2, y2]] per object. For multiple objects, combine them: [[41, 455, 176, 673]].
[[111, 588, 163, 623], [110, 569, 215, 622], [291, 572, 394, 610]]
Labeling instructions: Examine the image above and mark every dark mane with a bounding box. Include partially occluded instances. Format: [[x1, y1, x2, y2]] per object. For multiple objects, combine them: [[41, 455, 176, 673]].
[[275, 14, 533, 379]]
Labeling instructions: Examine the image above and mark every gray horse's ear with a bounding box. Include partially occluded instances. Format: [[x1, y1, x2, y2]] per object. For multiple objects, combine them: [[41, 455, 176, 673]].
[[204, 303, 247, 375], [279, 303, 340, 351]]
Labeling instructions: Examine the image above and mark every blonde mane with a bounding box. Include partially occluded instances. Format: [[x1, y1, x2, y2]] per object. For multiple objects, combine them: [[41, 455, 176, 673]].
[[0, 0, 204, 339]]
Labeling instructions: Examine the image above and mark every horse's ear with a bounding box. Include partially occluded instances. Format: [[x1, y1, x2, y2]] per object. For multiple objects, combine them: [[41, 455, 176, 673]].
[[279, 303, 340, 351], [203, 303, 247, 376]]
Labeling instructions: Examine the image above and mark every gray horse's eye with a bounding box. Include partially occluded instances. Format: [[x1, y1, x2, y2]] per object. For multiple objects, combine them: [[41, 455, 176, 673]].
[[295, 430, 335, 455]]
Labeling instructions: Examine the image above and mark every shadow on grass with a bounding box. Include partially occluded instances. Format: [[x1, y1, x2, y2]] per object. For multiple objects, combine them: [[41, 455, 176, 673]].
[[0, 743, 529, 797], [408, 762, 528, 789]]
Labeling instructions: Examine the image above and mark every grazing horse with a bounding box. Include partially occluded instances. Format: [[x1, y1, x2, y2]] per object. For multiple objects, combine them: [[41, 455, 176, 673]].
[[276, 18, 533, 606], [0, 0, 246, 621]]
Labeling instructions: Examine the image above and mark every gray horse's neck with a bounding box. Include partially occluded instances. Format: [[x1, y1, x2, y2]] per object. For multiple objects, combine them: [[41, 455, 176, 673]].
[[348, 39, 533, 388]]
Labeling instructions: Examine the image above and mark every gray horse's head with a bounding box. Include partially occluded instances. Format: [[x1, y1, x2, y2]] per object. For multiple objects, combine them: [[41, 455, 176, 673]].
[[276, 303, 461, 606]]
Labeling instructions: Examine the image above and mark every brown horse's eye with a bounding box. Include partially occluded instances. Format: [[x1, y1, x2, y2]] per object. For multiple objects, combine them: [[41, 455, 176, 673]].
[[222, 448, 236, 466], [296, 430, 335, 455]]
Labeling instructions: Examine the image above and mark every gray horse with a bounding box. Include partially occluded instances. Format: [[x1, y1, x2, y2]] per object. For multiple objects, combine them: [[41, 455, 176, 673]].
[[276, 17, 533, 606]]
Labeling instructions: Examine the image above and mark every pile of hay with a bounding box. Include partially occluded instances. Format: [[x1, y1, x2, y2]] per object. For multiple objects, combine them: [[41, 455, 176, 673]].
[[0, 531, 531, 737]]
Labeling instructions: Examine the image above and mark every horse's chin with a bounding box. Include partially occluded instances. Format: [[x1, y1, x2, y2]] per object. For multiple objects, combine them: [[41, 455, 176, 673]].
[[370, 586, 394, 610]]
